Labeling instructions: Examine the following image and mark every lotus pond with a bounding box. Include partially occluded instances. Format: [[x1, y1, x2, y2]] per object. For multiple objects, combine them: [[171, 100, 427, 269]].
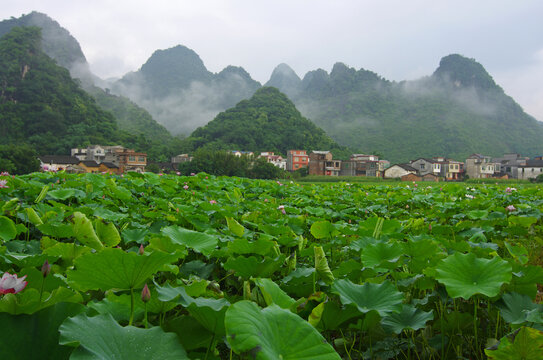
[[0, 172, 542, 359]]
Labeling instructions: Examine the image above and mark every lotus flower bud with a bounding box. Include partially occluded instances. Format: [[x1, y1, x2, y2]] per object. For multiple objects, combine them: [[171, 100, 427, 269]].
[[141, 284, 151, 303], [41, 260, 51, 278], [138, 244, 145, 255]]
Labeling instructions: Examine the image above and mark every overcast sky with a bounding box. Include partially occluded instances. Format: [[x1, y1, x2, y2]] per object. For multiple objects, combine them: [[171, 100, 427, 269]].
[[3, 1, 543, 120]]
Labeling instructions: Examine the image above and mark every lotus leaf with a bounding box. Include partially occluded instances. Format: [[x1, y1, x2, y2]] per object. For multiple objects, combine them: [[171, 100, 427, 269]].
[[485, 326, 543, 360], [161, 226, 218, 256], [0, 302, 84, 360], [59, 313, 189, 359], [0, 215, 17, 241], [225, 301, 340, 359], [381, 304, 434, 334], [67, 248, 177, 291], [331, 279, 403, 316], [435, 252, 512, 299]]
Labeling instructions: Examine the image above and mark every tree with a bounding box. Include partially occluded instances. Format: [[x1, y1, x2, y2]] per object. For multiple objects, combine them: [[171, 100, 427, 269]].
[[0, 144, 40, 174]]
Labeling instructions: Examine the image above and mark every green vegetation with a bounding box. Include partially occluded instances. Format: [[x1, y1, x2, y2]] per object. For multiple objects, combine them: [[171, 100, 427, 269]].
[[273, 57, 543, 163], [0, 172, 543, 358], [183, 87, 350, 159], [0, 26, 121, 155], [177, 149, 286, 179]]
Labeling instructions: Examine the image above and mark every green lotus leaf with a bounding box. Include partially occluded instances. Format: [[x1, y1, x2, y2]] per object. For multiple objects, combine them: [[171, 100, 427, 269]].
[[361, 241, 404, 269], [71, 211, 103, 251], [161, 226, 218, 256], [24, 207, 43, 226], [122, 228, 148, 245], [435, 252, 512, 299], [156, 283, 229, 334], [0, 302, 84, 360], [485, 326, 543, 360], [497, 292, 543, 325], [508, 264, 543, 298], [504, 241, 529, 265], [0, 287, 83, 315], [224, 255, 285, 278], [0, 215, 17, 241], [381, 304, 434, 334], [310, 220, 335, 239], [253, 278, 296, 310], [331, 279, 403, 316], [59, 313, 189, 360], [67, 248, 177, 291], [93, 207, 128, 221], [225, 301, 340, 360], [227, 237, 275, 256], [47, 188, 85, 201], [163, 315, 213, 351], [226, 216, 245, 237], [314, 246, 335, 284], [94, 218, 121, 247]]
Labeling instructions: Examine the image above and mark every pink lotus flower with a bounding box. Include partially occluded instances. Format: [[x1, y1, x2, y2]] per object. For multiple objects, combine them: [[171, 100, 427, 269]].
[[278, 205, 286, 215], [209, 200, 217, 204], [0, 273, 27, 295], [183, 185, 189, 190], [190, 173, 196, 176], [0, 179, 8, 188], [176, 171, 181, 176], [506, 205, 516, 212], [0, 172, 9, 176]]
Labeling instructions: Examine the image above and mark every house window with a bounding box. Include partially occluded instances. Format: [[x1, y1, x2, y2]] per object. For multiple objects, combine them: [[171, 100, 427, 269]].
[[295, 157, 299, 162], [420, 164, 425, 170], [129, 156, 135, 161], [138, 157, 145, 162]]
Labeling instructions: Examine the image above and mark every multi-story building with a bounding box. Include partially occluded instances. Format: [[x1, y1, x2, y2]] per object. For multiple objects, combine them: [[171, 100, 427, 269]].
[[286, 150, 309, 172], [309, 151, 341, 176], [116, 149, 147, 173], [465, 154, 496, 179]]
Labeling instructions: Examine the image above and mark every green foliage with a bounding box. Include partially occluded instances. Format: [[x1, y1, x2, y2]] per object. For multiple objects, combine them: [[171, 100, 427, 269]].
[[0, 26, 121, 156], [272, 57, 543, 163], [178, 149, 287, 179], [1, 172, 543, 358], [183, 87, 348, 156]]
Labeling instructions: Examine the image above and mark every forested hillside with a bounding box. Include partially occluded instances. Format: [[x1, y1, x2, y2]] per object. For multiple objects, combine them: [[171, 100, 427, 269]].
[[181, 87, 349, 158], [270, 57, 543, 162]]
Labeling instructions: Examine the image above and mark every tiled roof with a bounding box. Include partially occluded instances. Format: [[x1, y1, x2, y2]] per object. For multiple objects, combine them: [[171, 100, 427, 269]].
[[39, 155, 80, 164]]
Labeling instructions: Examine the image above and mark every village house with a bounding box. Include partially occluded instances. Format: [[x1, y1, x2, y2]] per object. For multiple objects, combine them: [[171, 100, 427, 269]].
[[339, 154, 390, 177], [493, 153, 528, 179], [410, 158, 443, 177], [116, 149, 147, 173], [286, 150, 309, 172], [464, 154, 497, 179], [517, 159, 543, 181], [259, 152, 287, 170], [39, 155, 80, 172], [384, 164, 417, 179], [308, 151, 341, 176]]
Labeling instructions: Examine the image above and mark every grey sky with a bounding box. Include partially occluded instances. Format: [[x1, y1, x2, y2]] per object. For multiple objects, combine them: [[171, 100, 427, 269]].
[[3, 1, 543, 120]]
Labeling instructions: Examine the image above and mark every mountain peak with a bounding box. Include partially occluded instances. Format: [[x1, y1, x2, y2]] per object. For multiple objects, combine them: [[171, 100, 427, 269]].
[[265, 63, 301, 99], [432, 54, 498, 91]]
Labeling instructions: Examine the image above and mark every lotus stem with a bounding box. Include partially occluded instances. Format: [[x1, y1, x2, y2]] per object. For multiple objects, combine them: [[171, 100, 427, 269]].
[[144, 302, 148, 329], [129, 287, 134, 326]]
